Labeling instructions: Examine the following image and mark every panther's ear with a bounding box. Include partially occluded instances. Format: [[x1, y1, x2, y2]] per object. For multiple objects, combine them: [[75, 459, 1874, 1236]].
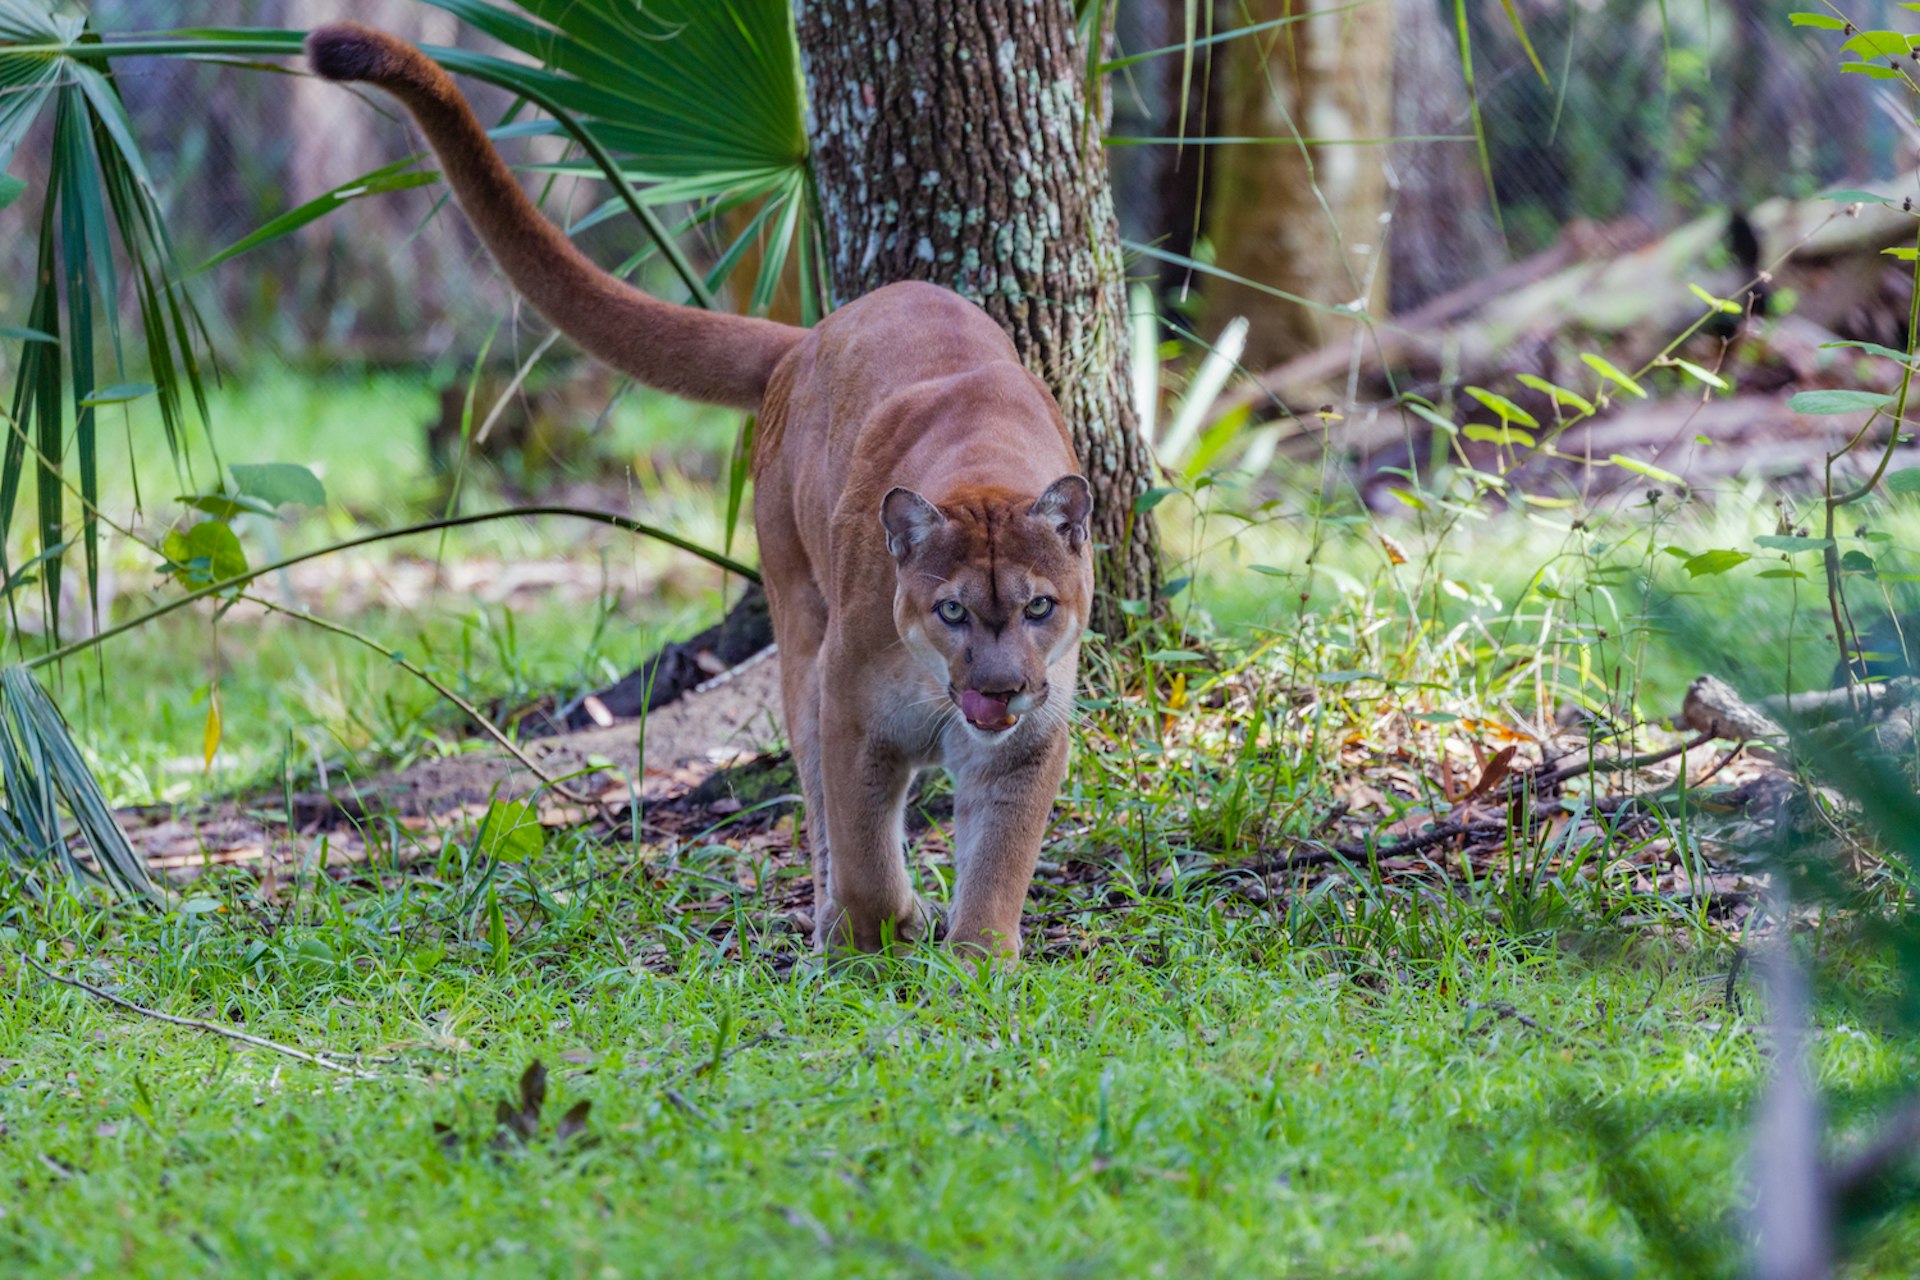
[[881, 487, 945, 560], [1029, 475, 1092, 551]]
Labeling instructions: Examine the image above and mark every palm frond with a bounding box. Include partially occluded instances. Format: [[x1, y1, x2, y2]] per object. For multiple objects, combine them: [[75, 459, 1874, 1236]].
[[421, 0, 819, 319], [0, 663, 153, 902], [1, 1, 221, 642]]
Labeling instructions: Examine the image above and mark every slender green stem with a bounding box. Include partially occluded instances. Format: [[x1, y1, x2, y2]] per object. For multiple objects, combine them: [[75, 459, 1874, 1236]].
[[26, 506, 758, 672], [1825, 219, 1920, 689], [239, 591, 602, 805]]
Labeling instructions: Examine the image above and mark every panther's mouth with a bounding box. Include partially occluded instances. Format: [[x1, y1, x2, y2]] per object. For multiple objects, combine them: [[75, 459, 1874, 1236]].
[[955, 688, 1018, 733]]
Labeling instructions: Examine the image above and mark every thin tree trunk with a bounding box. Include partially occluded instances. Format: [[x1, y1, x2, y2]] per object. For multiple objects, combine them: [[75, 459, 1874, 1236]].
[[793, 0, 1160, 630], [1205, 0, 1394, 370], [1387, 0, 1501, 314]]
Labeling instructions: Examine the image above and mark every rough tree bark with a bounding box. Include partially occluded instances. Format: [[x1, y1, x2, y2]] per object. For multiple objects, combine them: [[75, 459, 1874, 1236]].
[[793, 0, 1160, 629], [1205, 0, 1394, 370], [551, 1, 1157, 729]]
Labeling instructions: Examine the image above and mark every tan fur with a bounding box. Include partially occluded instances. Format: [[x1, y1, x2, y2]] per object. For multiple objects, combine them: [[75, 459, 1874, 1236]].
[[309, 25, 1094, 958]]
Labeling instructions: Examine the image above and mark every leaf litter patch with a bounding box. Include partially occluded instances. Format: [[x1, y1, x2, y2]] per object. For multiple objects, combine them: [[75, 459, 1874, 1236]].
[[82, 649, 1870, 966]]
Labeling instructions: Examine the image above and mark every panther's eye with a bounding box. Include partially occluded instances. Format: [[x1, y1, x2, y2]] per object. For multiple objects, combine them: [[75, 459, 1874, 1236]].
[[936, 600, 969, 625], [1024, 596, 1056, 621]]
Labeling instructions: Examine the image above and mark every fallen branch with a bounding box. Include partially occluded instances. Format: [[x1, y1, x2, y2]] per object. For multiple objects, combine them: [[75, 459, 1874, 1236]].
[[1523, 730, 1719, 793], [1763, 678, 1920, 726], [1336, 819, 1508, 860], [20, 952, 379, 1081]]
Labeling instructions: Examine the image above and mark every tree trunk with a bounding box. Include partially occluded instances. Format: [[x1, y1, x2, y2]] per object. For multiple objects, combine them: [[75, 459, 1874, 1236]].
[[1204, 0, 1395, 370], [793, 0, 1159, 630], [1386, 0, 1501, 314]]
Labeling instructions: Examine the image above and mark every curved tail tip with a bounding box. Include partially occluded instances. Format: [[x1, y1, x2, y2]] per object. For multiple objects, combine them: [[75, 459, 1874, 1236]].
[[306, 23, 403, 84]]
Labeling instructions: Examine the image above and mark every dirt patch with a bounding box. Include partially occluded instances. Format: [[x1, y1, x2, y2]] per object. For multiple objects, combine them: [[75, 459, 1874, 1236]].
[[124, 648, 786, 877]]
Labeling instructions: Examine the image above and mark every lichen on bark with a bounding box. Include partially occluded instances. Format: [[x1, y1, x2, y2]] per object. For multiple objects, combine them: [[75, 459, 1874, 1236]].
[[794, 0, 1160, 631]]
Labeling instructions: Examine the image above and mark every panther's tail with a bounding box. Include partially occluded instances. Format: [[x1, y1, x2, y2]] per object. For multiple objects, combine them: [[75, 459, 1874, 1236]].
[[307, 24, 803, 410]]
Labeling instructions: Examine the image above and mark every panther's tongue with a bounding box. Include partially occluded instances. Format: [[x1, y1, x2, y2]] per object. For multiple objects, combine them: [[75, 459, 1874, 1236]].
[[959, 689, 1014, 728]]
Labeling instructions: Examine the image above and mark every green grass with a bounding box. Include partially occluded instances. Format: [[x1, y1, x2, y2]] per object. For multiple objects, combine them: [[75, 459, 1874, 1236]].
[[4, 853, 1915, 1278], [5, 370, 1920, 1275]]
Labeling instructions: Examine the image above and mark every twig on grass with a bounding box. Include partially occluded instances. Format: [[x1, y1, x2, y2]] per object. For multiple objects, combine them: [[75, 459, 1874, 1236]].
[[1519, 731, 1717, 795], [19, 953, 378, 1081], [1465, 1000, 1563, 1040], [242, 592, 612, 814], [1337, 819, 1510, 860]]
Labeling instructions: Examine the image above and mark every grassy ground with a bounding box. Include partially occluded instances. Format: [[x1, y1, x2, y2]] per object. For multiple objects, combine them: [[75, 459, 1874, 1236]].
[[4, 848, 1916, 1279], [4, 370, 1920, 1275]]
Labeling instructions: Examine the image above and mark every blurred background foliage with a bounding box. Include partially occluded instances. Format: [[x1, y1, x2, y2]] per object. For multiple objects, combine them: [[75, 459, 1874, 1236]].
[[0, 0, 1916, 793]]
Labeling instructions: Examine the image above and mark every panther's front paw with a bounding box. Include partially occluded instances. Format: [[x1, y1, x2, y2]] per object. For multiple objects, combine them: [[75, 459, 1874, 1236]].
[[817, 892, 942, 954]]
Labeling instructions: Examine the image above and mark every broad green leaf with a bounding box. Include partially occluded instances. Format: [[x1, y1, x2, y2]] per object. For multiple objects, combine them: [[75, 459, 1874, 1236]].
[[1886, 468, 1920, 493], [1788, 13, 1847, 29], [1787, 389, 1891, 415], [1581, 354, 1647, 398], [1158, 315, 1248, 465], [231, 462, 326, 508], [1514, 374, 1595, 415], [1840, 62, 1904, 79], [160, 520, 249, 588], [1608, 454, 1684, 486], [1823, 188, 1897, 203], [1841, 549, 1878, 575], [1681, 549, 1749, 577], [1754, 534, 1832, 552], [1464, 386, 1539, 428], [478, 797, 544, 863], [1841, 30, 1917, 58]]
